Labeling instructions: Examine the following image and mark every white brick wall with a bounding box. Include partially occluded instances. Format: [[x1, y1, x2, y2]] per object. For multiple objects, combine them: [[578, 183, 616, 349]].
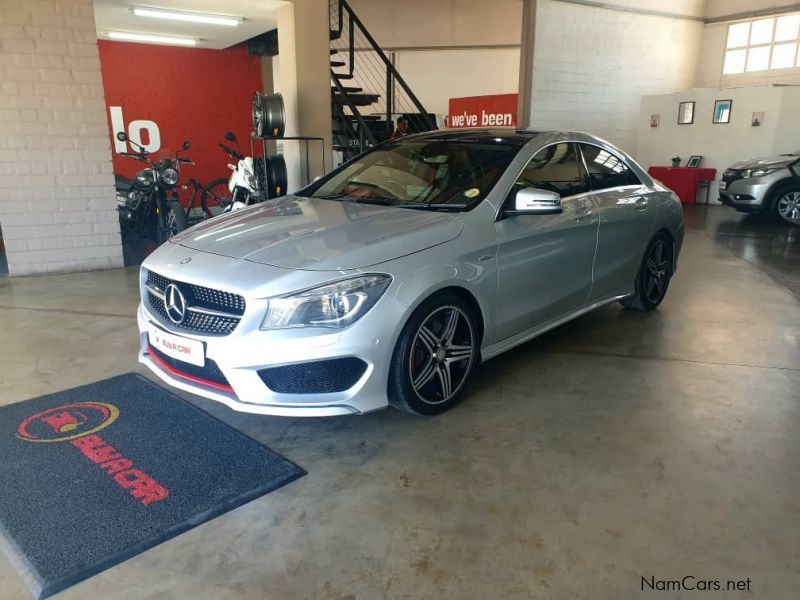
[[0, 0, 122, 276], [526, 0, 703, 156]]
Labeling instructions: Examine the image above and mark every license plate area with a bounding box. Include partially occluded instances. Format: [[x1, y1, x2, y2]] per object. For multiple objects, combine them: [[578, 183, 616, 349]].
[[719, 180, 727, 191], [148, 325, 205, 367]]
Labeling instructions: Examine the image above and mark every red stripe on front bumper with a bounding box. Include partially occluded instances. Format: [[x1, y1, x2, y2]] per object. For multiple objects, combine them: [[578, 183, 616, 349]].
[[147, 346, 234, 393]]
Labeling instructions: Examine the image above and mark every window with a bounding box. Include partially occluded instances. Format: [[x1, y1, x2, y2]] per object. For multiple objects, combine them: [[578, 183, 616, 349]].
[[724, 13, 800, 74], [515, 143, 588, 198], [307, 137, 523, 209], [579, 144, 640, 190]]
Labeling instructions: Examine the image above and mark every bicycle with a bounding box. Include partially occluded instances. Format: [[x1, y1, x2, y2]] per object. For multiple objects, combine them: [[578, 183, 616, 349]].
[[183, 177, 232, 224]]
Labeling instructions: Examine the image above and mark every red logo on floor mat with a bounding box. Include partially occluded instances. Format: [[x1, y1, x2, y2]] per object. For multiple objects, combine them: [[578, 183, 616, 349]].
[[17, 402, 119, 443], [16, 402, 169, 506]]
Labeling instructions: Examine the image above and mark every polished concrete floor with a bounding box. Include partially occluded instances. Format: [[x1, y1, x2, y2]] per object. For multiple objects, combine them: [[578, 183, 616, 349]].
[[1, 206, 798, 599]]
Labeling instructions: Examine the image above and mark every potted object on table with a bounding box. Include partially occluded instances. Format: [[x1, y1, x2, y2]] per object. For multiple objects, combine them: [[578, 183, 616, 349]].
[[671, 156, 681, 168]]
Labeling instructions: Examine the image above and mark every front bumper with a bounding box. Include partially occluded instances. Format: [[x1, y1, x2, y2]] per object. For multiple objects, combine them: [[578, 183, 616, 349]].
[[137, 298, 399, 417], [718, 170, 787, 212], [718, 192, 764, 213]]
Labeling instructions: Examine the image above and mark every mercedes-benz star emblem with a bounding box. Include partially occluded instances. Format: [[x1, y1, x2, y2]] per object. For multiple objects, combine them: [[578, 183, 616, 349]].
[[164, 283, 187, 324]]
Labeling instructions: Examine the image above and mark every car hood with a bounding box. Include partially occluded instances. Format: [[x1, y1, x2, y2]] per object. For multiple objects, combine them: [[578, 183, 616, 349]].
[[728, 154, 798, 170], [172, 195, 466, 271]]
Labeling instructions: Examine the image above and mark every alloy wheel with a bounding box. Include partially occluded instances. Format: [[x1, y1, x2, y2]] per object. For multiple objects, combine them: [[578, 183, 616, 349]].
[[644, 239, 671, 304], [777, 191, 800, 224], [408, 306, 475, 405]]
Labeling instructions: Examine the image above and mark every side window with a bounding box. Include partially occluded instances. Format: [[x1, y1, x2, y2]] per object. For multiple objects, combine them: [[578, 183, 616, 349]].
[[580, 144, 640, 190], [515, 143, 589, 198]]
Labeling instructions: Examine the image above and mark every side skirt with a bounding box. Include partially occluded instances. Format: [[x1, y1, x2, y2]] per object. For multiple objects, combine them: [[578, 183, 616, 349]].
[[479, 288, 633, 362]]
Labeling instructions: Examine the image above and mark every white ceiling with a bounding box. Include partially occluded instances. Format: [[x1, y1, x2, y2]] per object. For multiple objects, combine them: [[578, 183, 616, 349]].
[[94, 0, 287, 49]]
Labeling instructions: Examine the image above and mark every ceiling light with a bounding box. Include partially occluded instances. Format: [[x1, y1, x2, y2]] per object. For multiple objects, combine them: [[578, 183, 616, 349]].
[[132, 7, 242, 27], [108, 31, 198, 46]]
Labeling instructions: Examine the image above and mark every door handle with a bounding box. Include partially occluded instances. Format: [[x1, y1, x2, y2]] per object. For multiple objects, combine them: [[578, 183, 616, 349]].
[[634, 197, 648, 211]]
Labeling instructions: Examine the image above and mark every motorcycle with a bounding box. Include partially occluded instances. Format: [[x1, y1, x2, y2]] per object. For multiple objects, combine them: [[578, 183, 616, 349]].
[[115, 131, 191, 244], [219, 131, 259, 213], [219, 131, 288, 213]]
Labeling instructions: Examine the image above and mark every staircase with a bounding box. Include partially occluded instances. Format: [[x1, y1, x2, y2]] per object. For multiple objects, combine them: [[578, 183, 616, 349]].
[[328, 0, 436, 164]]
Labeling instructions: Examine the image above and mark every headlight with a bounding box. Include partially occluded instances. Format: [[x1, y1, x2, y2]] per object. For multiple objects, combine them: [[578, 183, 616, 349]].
[[740, 167, 778, 179], [161, 167, 179, 186], [260, 274, 391, 330]]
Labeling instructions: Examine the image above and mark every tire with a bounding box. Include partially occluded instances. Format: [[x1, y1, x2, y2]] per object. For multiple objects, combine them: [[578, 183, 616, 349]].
[[388, 293, 479, 415], [767, 183, 800, 225], [201, 178, 233, 218], [620, 233, 674, 311], [157, 199, 188, 244]]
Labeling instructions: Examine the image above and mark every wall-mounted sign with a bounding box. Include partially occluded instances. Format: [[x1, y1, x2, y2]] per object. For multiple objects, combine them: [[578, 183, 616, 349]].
[[446, 93, 518, 129]]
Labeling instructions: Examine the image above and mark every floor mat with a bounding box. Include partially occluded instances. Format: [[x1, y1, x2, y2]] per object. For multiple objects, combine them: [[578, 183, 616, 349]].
[[0, 373, 305, 599]]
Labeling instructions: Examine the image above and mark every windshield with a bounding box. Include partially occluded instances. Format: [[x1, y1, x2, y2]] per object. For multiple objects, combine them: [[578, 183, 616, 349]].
[[304, 137, 523, 209]]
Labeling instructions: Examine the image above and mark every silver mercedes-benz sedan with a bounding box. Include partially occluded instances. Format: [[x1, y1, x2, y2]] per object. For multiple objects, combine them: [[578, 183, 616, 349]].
[[138, 129, 684, 417]]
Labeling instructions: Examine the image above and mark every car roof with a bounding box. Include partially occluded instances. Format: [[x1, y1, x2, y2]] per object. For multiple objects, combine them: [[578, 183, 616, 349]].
[[404, 128, 541, 144]]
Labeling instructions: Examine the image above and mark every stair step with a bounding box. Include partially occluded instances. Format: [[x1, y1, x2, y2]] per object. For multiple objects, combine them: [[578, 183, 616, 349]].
[[330, 29, 342, 41], [330, 60, 346, 67], [330, 49, 339, 55], [333, 92, 380, 106], [332, 86, 363, 93], [333, 73, 353, 80], [333, 114, 383, 121]]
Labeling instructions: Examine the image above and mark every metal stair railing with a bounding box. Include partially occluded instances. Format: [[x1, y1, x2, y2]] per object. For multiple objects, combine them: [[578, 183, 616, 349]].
[[329, 0, 435, 158]]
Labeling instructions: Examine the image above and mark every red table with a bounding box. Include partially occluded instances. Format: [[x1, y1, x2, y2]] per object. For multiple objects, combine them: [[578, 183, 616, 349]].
[[647, 167, 717, 204]]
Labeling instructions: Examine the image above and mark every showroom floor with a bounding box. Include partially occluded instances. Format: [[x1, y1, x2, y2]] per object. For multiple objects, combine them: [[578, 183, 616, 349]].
[[1, 206, 798, 599]]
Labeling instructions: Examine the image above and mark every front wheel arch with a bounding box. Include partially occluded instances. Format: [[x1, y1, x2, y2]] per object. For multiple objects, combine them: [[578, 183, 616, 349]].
[[387, 290, 481, 415]]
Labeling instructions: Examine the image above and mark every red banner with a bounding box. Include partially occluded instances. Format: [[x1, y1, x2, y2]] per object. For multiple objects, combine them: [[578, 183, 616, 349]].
[[446, 93, 518, 129]]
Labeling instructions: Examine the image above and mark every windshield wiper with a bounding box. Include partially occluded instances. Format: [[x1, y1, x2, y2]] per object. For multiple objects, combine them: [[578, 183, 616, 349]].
[[393, 203, 469, 211], [314, 194, 352, 200]]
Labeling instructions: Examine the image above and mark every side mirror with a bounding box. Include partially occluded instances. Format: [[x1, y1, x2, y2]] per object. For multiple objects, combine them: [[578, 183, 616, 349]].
[[224, 131, 237, 142], [116, 131, 128, 142], [183, 140, 190, 150], [505, 188, 562, 216]]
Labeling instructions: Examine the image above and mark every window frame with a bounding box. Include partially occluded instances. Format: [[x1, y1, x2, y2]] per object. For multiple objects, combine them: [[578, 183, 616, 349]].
[[723, 13, 800, 75], [502, 141, 592, 210], [576, 143, 643, 192]]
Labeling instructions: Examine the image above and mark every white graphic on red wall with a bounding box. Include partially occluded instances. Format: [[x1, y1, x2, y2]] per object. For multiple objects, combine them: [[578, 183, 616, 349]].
[[109, 106, 161, 154]]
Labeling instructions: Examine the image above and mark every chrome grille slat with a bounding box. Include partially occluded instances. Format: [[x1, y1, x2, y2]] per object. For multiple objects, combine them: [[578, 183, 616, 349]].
[[145, 270, 245, 336]]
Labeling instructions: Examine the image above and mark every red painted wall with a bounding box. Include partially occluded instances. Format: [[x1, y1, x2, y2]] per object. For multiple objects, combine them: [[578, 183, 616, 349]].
[[98, 40, 262, 198]]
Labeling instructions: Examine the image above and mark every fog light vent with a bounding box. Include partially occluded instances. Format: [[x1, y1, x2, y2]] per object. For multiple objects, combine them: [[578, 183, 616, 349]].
[[258, 358, 367, 394]]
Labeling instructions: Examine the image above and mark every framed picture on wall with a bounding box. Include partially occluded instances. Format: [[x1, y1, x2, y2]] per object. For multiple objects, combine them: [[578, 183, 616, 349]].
[[650, 114, 660, 128], [687, 155, 703, 168], [713, 99, 732, 124], [751, 111, 765, 127], [677, 101, 694, 124]]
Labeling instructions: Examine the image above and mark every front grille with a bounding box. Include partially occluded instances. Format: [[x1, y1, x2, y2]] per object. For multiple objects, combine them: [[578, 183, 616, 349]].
[[258, 358, 368, 394], [145, 270, 245, 336], [722, 169, 744, 185], [148, 345, 231, 389]]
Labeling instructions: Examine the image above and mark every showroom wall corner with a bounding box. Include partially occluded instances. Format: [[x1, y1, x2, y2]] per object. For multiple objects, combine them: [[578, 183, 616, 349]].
[[0, 0, 122, 276]]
